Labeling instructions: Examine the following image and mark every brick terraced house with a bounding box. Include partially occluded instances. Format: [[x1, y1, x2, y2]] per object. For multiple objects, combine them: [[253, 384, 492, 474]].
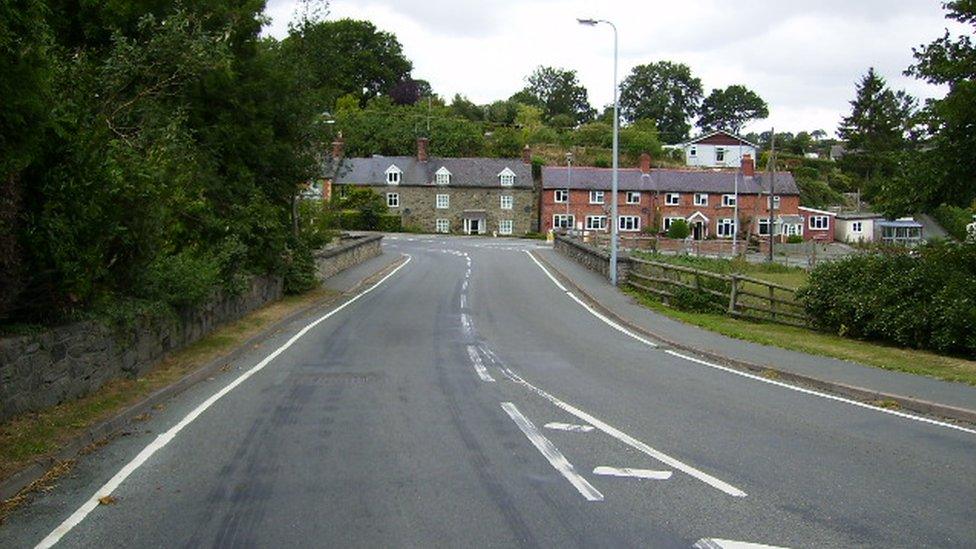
[[541, 153, 804, 241], [323, 138, 535, 235]]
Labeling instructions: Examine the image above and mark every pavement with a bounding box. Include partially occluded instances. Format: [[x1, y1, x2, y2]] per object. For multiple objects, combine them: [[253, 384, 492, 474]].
[[1, 235, 973, 548]]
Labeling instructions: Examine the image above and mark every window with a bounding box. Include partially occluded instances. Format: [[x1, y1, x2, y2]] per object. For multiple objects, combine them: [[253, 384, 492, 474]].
[[585, 215, 607, 230], [385, 165, 401, 185], [663, 217, 684, 231], [386, 192, 399, 208], [553, 214, 575, 230], [589, 190, 605, 204], [786, 224, 801, 237], [665, 193, 680, 206], [498, 168, 516, 187], [767, 195, 781, 209], [436, 194, 450, 209], [852, 221, 863, 233], [722, 194, 737, 207], [626, 191, 641, 204], [809, 215, 829, 230], [498, 220, 513, 235], [435, 167, 451, 185], [500, 195, 513, 210], [758, 218, 771, 236], [554, 189, 569, 203], [436, 219, 450, 233], [619, 216, 640, 231], [689, 146, 697, 157], [716, 147, 726, 163], [717, 218, 736, 238], [694, 193, 708, 206]]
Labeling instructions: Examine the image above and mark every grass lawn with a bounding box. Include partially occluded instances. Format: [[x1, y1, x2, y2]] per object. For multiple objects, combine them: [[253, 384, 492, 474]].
[[631, 251, 809, 288], [0, 286, 339, 511], [625, 288, 976, 386]]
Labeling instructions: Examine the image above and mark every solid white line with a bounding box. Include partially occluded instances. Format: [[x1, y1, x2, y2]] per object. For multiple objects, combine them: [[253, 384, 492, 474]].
[[593, 466, 672, 480], [500, 402, 603, 502], [524, 251, 657, 348], [501, 368, 747, 497], [665, 350, 976, 435], [694, 538, 789, 549], [544, 422, 595, 433], [466, 345, 495, 382], [459, 294, 467, 309], [34, 256, 414, 549], [461, 313, 473, 335]]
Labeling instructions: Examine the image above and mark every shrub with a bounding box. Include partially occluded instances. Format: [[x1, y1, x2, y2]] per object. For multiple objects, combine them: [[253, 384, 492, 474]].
[[282, 240, 318, 294], [932, 204, 974, 241], [377, 214, 402, 232], [339, 210, 364, 230], [798, 241, 976, 356], [786, 235, 804, 244], [139, 250, 220, 308], [666, 219, 690, 239], [671, 287, 722, 313]]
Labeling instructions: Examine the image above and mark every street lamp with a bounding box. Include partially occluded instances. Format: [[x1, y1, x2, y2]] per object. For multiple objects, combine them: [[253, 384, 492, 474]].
[[578, 18, 620, 285]]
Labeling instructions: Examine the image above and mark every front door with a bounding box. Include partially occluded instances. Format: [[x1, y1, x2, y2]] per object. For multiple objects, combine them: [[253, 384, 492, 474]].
[[464, 218, 481, 235], [692, 221, 704, 240]]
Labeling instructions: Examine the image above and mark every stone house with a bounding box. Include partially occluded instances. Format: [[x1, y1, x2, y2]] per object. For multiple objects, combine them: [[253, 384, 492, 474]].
[[541, 153, 802, 242], [323, 138, 535, 235]]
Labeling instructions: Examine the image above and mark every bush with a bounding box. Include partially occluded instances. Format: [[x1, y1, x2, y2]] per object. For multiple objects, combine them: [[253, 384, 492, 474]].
[[932, 204, 974, 241], [671, 287, 722, 313], [666, 219, 690, 239], [139, 250, 220, 308], [798, 241, 976, 356], [786, 235, 804, 244], [339, 210, 364, 230], [377, 214, 402, 232], [282, 240, 318, 294]]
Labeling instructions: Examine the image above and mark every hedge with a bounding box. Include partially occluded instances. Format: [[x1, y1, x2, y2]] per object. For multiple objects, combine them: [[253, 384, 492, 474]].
[[377, 214, 402, 232], [798, 241, 976, 356]]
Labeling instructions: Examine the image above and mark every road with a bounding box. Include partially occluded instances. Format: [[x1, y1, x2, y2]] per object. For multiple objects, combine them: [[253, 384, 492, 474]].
[[2, 235, 974, 548]]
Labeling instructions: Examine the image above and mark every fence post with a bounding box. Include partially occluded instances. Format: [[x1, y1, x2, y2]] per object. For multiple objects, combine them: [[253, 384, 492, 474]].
[[728, 275, 738, 315], [768, 285, 776, 322]]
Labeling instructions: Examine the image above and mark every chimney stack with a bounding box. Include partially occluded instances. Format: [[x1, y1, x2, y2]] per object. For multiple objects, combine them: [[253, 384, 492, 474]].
[[639, 152, 652, 174], [741, 154, 755, 177], [522, 144, 532, 164], [331, 136, 345, 159], [417, 137, 429, 162]]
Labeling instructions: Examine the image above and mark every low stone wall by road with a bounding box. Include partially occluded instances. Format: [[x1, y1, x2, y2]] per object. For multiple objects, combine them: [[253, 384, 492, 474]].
[[0, 276, 283, 422], [314, 233, 383, 281], [554, 235, 631, 285]]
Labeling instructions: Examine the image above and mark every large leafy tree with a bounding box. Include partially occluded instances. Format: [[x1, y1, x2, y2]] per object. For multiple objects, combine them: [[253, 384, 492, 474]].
[[698, 85, 769, 133], [619, 61, 703, 144], [517, 66, 595, 125]]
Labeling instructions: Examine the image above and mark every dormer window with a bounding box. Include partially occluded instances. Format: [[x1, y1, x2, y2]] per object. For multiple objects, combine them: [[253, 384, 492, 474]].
[[435, 167, 451, 185], [385, 165, 402, 185], [498, 167, 516, 187]]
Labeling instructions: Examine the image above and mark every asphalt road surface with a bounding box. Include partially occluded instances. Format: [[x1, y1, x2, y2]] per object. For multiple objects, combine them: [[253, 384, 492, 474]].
[[2, 235, 974, 548]]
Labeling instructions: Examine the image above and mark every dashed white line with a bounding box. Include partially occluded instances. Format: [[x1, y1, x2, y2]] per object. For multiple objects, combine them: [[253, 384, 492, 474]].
[[694, 538, 789, 549], [593, 466, 672, 480], [544, 422, 595, 433], [466, 345, 495, 382], [34, 255, 414, 549], [501, 402, 603, 502], [459, 294, 467, 309], [461, 313, 474, 335]]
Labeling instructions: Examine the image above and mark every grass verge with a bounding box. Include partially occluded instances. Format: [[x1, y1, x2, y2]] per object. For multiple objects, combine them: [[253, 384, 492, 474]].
[[625, 288, 976, 386], [0, 287, 339, 495]]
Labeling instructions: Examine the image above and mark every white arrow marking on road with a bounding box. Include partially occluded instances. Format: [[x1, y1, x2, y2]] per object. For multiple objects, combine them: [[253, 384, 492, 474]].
[[694, 538, 789, 549], [544, 422, 595, 433], [501, 403, 603, 502], [593, 466, 672, 480], [466, 345, 495, 382]]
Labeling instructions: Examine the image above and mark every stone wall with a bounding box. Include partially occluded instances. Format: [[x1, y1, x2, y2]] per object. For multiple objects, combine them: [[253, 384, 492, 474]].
[[0, 276, 283, 422], [554, 235, 631, 285], [314, 234, 383, 281]]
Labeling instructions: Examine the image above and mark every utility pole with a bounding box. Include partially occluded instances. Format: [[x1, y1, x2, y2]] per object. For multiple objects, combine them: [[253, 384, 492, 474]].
[[768, 129, 776, 263], [566, 151, 572, 233]]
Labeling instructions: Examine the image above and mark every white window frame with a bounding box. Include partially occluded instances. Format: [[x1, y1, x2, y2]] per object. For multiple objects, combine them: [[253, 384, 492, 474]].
[[386, 192, 399, 208], [717, 218, 737, 238], [500, 195, 513, 210], [663, 216, 685, 231], [694, 193, 708, 206], [385, 165, 402, 185], [626, 191, 641, 204], [716, 147, 726, 163], [436, 194, 450, 209], [435, 167, 451, 186], [767, 195, 781, 209], [498, 167, 516, 187], [665, 193, 680, 206], [618, 215, 641, 232], [851, 221, 863, 233], [589, 190, 605, 204], [786, 223, 802, 237], [809, 215, 829, 230], [758, 217, 771, 236], [553, 214, 575, 230], [722, 194, 737, 207], [689, 146, 697, 157], [498, 220, 513, 235], [585, 215, 607, 230], [554, 189, 569, 203], [435, 219, 450, 233]]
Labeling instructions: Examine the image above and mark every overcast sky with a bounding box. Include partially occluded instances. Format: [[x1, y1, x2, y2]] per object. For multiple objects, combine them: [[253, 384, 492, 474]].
[[262, 0, 965, 138]]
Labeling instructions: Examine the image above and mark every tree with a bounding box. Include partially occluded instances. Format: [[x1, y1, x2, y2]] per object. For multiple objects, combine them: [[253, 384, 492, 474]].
[[389, 79, 421, 105], [450, 94, 483, 121], [619, 62, 703, 144], [697, 85, 768, 133], [620, 119, 663, 158], [484, 100, 518, 125], [518, 66, 595, 125], [667, 219, 690, 239]]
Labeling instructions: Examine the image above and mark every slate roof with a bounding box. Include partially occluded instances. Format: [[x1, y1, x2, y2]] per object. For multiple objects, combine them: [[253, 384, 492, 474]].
[[327, 156, 533, 189], [541, 166, 799, 195]]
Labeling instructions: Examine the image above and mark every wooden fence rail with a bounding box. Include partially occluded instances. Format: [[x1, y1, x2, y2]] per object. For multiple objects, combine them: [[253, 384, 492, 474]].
[[626, 257, 811, 328]]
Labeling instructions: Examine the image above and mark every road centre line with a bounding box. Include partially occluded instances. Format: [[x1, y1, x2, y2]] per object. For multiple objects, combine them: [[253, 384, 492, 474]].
[[34, 256, 414, 549], [466, 345, 495, 382], [459, 294, 466, 309], [500, 403, 603, 502], [694, 538, 789, 549], [544, 422, 595, 433], [593, 466, 672, 480], [524, 251, 657, 348]]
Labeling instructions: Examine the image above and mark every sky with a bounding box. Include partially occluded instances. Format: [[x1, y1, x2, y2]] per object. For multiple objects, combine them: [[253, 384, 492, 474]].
[[262, 0, 966, 138]]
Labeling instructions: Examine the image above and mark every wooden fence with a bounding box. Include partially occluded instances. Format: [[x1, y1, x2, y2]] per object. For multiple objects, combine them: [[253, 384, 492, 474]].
[[626, 257, 811, 328]]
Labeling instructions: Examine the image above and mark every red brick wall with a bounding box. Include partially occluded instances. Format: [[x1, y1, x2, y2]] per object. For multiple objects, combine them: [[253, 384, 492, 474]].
[[799, 208, 835, 242]]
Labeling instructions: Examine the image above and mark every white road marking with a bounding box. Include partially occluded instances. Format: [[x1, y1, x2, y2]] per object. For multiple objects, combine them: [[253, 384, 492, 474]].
[[694, 538, 789, 549], [544, 422, 595, 433], [478, 344, 517, 382], [499, 367, 747, 497], [460, 313, 474, 335], [459, 294, 466, 309], [524, 251, 656, 348], [466, 345, 495, 382], [461, 280, 469, 291], [593, 466, 672, 480], [465, 268, 471, 278], [34, 255, 414, 549], [665, 350, 976, 435], [500, 402, 603, 502]]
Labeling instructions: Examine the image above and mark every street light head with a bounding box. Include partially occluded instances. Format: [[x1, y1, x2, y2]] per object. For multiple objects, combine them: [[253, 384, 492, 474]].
[[577, 18, 598, 26]]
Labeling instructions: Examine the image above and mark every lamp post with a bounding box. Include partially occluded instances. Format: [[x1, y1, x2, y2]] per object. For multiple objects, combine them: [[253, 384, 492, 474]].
[[578, 18, 620, 285], [566, 152, 572, 233]]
